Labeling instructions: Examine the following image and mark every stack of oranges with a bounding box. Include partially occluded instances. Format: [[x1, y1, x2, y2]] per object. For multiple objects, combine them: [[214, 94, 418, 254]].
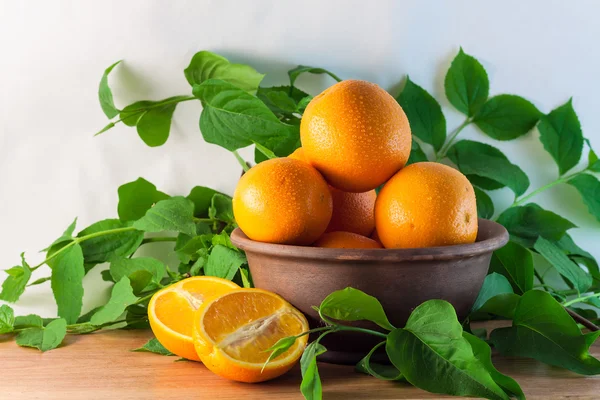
[[147, 80, 479, 386], [234, 79, 478, 249]]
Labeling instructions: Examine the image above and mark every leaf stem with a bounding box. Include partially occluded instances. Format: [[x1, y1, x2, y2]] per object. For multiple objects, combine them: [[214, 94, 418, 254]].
[[563, 292, 600, 308], [436, 118, 471, 161], [232, 150, 250, 172], [140, 237, 177, 245], [511, 170, 583, 208], [94, 95, 196, 136], [31, 226, 138, 271], [334, 325, 388, 339]]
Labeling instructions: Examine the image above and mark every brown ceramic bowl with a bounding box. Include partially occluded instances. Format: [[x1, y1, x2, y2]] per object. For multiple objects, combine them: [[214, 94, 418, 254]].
[[230, 218, 508, 365]]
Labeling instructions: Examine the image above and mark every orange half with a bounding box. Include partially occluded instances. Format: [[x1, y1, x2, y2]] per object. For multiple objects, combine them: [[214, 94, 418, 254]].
[[148, 276, 240, 361], [193, 289, 309, 382]]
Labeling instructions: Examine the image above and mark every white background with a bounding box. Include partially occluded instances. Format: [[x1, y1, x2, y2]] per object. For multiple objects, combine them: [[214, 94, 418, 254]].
[[1, 0, 599, 317]]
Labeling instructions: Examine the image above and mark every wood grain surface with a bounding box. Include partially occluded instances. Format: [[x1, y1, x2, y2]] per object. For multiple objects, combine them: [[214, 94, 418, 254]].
[[1, 328, 599, 399]]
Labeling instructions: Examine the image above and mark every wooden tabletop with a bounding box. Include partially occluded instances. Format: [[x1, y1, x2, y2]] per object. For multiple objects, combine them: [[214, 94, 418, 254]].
[[1, 328, 599, 399]]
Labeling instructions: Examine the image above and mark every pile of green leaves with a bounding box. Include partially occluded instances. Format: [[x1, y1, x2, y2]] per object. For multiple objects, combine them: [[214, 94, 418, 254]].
[[266, 287, 600, 400], [0, 178, 249, 349], [2, 48, 600, 399]]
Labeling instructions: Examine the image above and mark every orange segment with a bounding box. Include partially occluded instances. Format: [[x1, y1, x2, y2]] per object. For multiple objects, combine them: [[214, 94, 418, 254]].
[[193, 289, 309, 383], [148, 276, 240, 361]]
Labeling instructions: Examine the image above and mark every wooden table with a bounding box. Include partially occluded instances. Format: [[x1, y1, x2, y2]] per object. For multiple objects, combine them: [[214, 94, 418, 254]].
[[1, 329, 599, 399]]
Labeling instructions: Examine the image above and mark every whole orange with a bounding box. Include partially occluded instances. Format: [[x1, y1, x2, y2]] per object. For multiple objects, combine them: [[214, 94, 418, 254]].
[[326, 186, 376, 236], [300, 80, 411, 192], [289, 147, 376, 236], [375, 162, 478, 248], [314, 231, 382, 249], [233, 158, 332, 245]]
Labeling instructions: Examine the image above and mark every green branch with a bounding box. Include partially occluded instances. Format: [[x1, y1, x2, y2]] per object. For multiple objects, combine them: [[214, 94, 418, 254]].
[[436, 118, 472, 161], [31, 226, 138, 271]]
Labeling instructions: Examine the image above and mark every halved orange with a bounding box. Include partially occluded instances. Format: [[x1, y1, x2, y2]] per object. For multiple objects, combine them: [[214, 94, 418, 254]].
[[193, 289, 309, 383], [148, 276, 240, 361]]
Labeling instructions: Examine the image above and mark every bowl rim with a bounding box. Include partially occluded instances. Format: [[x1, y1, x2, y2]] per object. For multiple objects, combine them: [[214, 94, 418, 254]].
[[230, 218, 509, 262]]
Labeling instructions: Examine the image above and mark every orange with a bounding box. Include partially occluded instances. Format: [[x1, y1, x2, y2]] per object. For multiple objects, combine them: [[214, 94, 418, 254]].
[[301, 80, 411, 192], [326, 186, 376, 236], [288, 147, 376, 236], [148, 276, 240, 361], [287, 147, 306, 162], [193, 289, 309, 383], [233, 158, 333, 245], [375, 162, 478, 248], [314, 231, 383, 249]]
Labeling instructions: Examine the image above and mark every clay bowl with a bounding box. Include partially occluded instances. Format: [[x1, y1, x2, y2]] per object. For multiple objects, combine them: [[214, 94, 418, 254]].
[[230, 219, 508, 365]]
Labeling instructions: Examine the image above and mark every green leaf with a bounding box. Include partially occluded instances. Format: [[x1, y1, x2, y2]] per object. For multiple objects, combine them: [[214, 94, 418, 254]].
[[119, 96, 189, 131], [208, 193, 235, 224], [296, 96, 313, 113], [0, 253, 32, 303], [534, 236, 592, 294], [204, 245, 247, 280], [239, 267, 252, 288], [300, 341, 327, 400], [175, 235, 210, 264], [489, 241, 534, 294], [406, 139, 428, 165], [397, 77, 446, 151], [473, 95, 541, 140], [184, 51, 264, 93], [132, 337, 174, 355], [28, 277, 51, 286], [288, 65, 341, 87], [136, 101, 179, 147], [120, 100, 153, 126], [475, 293, 521, 320], [77, 219, 144, 264], [356, 342, 404, 381], [444, 48, 489, 117], [187, 186, 222, 217], [447, 140, 529, 196], [556, 234, 600, 281], [497, 203, 576, 243], [263, 336, 297, 371], [211, 231, 235, 249], [13, 314, 43, 329], [90, 277, 138, 326], [568, 174, 600, 222], [474, 187, 494, 219], [94, 121, 115, 136], [49, 244, 85, 324], [110, 257, 166, 283], [386, 300, 512, 400], [463, 332, 525, 399], [118, 177, 170, 222], [128, 270, 154, 295], [490, 290, 600, 375], [16, 318, 67, 352], [42, 218, 78, 253], [194, 79, 296, 152], [133, 197, 196, 236], [98, 60, 121, 119], [190, 251, 208, 276], [471, 273, 513, 313], [0, 304, 14, 334], [257, 86, 310, 115], [254, 127, 301, 163], [538, 99, 584, 175], [319, 287, 394, 331]]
